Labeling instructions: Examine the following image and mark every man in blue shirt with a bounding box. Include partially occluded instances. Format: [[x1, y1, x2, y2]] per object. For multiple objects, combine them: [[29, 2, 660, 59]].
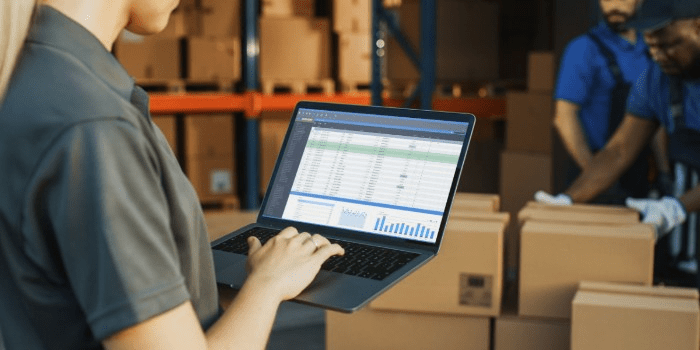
[[538, 0, 700, 286], [553, 0, 658, 203]]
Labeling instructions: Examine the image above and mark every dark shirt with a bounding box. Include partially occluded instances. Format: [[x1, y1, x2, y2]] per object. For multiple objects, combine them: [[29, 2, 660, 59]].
[[0, 6, 219, 349]]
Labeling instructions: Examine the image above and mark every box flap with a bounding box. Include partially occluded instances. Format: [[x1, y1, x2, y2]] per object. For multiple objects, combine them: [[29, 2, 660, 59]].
[[518, 207, 639, 225], [577, 281, 699, 300], [521, 221, 654, 240]]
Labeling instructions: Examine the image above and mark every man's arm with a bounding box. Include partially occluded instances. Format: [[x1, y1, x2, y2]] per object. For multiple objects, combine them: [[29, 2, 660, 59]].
[[553, 99, 594, 169], [565, 114, 658, 202]]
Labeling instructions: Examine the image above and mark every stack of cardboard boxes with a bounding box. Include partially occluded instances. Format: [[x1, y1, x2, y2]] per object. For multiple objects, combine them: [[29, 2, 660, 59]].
[[386, 0, 499, 95], [334, 0, 372, 92], [499, 51, 556, 284], [259, 0, 333, 94], [327, 192, 508, 350]]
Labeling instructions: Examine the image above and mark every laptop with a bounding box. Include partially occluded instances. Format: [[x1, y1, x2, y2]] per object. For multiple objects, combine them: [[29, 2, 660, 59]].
[[211, 101, 475, 313]]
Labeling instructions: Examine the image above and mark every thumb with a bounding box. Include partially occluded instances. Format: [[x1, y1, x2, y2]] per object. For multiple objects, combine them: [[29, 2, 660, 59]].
[[625, 197, 648, 213], [247, 236, 262, 255]]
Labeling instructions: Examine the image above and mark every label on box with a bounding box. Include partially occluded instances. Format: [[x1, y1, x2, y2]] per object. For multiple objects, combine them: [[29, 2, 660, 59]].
[[210, 169, 232, 194], [459, 273, 493, 307]]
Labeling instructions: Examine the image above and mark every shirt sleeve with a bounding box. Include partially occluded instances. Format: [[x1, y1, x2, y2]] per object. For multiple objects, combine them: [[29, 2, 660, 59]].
[[626, 64, 660, 121], [554, 37, 598, 106], [41, 118, 190, 341]]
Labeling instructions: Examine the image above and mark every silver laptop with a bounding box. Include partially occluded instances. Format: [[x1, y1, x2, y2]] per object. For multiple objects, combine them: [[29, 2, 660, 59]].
[[211, 101, 475, 313]]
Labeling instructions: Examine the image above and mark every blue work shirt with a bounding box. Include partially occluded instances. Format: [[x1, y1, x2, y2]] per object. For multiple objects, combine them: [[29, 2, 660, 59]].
[[627, 61, 700, 133], [555, 22, 652, 150]]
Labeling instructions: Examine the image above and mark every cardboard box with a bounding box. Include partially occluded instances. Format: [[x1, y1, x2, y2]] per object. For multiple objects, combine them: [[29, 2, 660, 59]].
[[326, 308, 490, 350], [262, 0, 315, 17], [495, 314, 571, 350], [115, 35, 181, 80], [204, 210, 258, 241], [450, 211, 510, 223], [338, 33, 371, 85], [187, 156, 236, 202], [517, 204, 640, 225], [185, 114, 235, 158], [200, 0, 241, 37], [260, 17, 331, 81], [186, 37, 241, 82], [369, 218, 506, 316], [527, 51, 556, 92], [519, 221, 655, 319], [152, 115, 178, 156], [524, 201, 639, 217], [333, 0, 371, 33], [505, 91, 554, 154], [387, 0, 499, 84], [572, 281, 699, 350], [452, 193, 500, 212]]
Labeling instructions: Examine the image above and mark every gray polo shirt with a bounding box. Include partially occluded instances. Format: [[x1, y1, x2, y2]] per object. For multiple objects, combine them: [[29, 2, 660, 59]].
[[0, 6, 219, 349]]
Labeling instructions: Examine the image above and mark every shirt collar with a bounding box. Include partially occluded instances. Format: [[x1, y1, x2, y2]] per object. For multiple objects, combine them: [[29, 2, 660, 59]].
[[27, 5, 135, 102]]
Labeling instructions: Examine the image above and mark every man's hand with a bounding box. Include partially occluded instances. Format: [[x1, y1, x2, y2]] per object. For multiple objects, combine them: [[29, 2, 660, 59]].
[[626, 197, 687, 238], [534, 191, 573, 206]]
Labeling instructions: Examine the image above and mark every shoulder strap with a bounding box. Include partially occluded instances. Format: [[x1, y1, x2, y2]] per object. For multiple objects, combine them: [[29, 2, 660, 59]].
[[587, 32, 624, 85], [669, 76, 685, 131]]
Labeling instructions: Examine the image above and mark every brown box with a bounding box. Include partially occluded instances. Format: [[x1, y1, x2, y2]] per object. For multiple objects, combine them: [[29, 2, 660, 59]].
[[187, 156, 236, 202], [572, 281, 699, 350], [262, 0, 315, 17], [387, 0, 499, 84], [204, 210, 258, 241], [333, 0, 371, 33], [186, 37, 241, 82], [450, 211, 510, 223], [326, 307, 490, 350], [260, 17, 331, 81], [338, 33, 371, 85], [200, 0, 241, 37], [370, 218, 506, 316], [452, 192, 500, 212], [495, 314, 571, 350], [505, 91, 554, 154], [185, 114, 235, 158], [519, 221, 655, 320], [115, 35, 181, 80], [527, 51, 556, 92], [517, 203, 640, 225], [152, 115, 178, 156]]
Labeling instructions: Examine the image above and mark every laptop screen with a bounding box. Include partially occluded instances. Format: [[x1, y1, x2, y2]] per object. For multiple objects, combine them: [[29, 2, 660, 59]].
[[261, 106, 470, 244]]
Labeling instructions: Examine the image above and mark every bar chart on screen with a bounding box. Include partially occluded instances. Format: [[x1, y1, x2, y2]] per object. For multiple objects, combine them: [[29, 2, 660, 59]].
[[373, 214, 439, 240]]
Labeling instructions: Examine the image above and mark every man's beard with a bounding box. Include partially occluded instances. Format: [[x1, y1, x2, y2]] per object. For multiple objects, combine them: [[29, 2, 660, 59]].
[[604, 11, 633, 33]]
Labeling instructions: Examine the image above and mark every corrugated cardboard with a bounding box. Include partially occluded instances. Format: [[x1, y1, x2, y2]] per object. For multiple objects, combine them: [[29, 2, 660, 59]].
[[495, 314, 571, 350], [115, 35, 181, 80], [527, 51, 556, 92], [186, 37, 241, 82], [505, 91, 554, 154], [152, 115, 178, 156], [326, 308, 490, 350], [338, 33, 371, 84], [452, 192, 500, 212], [517, 205, 639, 225], [524, 201, 638, 216], [262, 0, 315, 17], [519, 221, 655, 319], [200, 0, 241, 37], [185, 114, 235, 158], [333, 0, 371, 33], [369, 218, 506, 316], [187, 156, 236, 202], [204, 210, 259, 241], [260, 17, 331, 81], [450, 211, 510, 223], [386, 0, 499, 84], [572, 282, 699, 350]]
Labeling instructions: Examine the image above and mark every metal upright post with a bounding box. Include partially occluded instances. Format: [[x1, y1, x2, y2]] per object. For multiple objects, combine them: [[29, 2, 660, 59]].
[[242, 0, 261, 209], [419, 0, 436, 110], [371, 0, 384, 106]]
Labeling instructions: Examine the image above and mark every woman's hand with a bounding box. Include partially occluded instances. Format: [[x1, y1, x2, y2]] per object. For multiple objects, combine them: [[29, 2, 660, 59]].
[[244, 227, 345, 302]]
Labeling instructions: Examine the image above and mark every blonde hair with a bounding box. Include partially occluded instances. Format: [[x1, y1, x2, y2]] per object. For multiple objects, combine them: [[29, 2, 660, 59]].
[[0, 0, 37, 104]]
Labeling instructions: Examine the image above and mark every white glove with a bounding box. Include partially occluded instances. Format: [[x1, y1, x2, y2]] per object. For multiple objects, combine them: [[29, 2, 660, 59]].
[[534, 191, 573, 206], [625, 196, 687, 238]]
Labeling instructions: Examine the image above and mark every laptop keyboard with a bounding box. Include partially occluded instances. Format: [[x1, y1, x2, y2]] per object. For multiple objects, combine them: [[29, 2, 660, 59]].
[[212, 227, 419, 281]]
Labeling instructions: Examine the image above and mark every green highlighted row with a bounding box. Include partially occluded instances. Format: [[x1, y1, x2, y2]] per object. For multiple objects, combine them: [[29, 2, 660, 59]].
[[305, 140, 459, 164]]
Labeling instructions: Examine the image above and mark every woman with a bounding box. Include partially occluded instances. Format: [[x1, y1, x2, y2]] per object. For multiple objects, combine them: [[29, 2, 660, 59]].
[[0, 1, 343, 349]]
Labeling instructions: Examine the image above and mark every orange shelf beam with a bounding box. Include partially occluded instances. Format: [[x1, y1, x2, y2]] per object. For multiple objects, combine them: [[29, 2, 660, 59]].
[[149, 92, 505, 119]]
